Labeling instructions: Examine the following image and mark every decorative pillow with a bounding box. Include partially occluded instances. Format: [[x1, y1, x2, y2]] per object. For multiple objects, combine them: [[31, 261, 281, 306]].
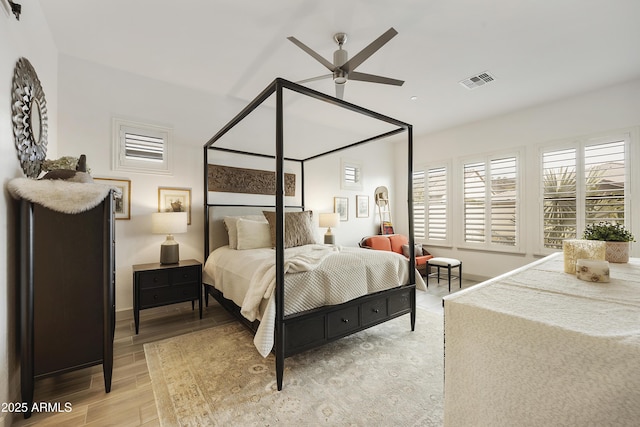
[[262, 210, 316, 248], [236, 218, 272, 250], [366, 236, 392, 251], [223, 215, 267, 249], [402, 244, 425, 258]]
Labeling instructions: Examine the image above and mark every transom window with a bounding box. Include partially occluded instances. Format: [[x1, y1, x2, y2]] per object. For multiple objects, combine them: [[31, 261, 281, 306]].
[[112, 118, 172, 174]]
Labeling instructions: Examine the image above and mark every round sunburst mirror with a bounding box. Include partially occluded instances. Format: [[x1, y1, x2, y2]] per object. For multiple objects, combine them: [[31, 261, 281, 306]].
[[12, 57, 48, 178]]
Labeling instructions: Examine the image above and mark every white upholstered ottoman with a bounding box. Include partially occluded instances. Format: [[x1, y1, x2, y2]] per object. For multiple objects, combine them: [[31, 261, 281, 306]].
[[426, 257, 462, 292]]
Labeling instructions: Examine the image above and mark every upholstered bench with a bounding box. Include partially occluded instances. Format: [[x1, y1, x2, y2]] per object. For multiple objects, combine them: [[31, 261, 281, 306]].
[[426, 257, 462, 292]]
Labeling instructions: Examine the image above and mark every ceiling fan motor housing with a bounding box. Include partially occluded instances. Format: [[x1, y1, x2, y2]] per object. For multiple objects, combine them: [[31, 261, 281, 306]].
[[333, 48, 348, 83]]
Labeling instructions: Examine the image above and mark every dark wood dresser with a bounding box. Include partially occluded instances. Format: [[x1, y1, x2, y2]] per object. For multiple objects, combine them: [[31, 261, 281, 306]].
[[19, 191, 115, 418]]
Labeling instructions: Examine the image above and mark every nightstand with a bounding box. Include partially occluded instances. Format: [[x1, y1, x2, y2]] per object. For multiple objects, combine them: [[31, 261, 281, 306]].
[[132, 259, 202, 334]]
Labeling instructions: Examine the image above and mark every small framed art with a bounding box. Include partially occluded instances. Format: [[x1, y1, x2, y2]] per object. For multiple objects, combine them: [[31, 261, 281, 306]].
[[94, 177, 131, 220], [334, 196, 348, 221], [356, 195, 369, 218], [158, 187, 192, 224]]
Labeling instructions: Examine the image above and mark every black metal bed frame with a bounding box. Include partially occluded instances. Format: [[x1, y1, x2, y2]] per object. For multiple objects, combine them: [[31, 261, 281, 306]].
[[203, 77, 416, 390]]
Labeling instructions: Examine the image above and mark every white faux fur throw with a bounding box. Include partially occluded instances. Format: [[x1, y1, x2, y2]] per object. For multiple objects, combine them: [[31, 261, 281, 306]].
[[7, 177, 120, 214]]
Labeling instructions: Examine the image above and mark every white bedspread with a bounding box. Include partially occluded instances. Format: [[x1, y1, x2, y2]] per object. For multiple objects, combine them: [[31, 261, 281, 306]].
[[443, 252, 640, 426], [204, 244, 425, 356]]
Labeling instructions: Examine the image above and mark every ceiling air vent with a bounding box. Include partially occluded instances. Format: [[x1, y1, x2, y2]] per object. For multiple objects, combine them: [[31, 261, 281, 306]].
[[459, 71, 496, 90]]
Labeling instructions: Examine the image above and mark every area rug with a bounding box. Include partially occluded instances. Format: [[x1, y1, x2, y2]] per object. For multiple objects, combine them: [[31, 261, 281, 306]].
[[144, 309, 444, 426]]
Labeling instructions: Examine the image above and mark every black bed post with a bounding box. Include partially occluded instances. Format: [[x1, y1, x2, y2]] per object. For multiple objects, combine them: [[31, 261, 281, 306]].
[[275, 79, 286, 390], [407, 124, 416, 332], [203, 145, 210, 258]]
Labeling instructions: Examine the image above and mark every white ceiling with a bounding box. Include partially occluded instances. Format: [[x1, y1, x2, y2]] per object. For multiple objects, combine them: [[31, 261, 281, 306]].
[[39, 0, 640, 140]]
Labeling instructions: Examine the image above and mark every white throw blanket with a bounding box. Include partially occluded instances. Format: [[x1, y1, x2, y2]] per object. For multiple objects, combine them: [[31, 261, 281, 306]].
[[240, 244, 338, 321]]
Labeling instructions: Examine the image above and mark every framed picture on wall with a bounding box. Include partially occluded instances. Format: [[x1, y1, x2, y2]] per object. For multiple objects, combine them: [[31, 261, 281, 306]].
[[94, 177, 131, 220], [356, 195, 369, 218], [334, 196, 348, 221], [158, 187, 192, 224]]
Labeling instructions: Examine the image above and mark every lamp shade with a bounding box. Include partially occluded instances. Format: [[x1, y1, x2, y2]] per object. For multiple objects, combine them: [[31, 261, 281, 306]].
[[319, 213, 340, 228], [152, 212, 188, 235]]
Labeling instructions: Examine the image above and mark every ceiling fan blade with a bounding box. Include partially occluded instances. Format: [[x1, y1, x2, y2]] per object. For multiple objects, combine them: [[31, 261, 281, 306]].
[[341, 27, 398, 73], [296, 74, 333, 84], [287, 36, 335, 71], [349, 71, 404, 86], [335, 82, 345, 100]]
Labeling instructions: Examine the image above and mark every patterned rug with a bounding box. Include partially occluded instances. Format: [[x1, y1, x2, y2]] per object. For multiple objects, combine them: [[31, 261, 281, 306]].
[[145, 309, 444, 426]]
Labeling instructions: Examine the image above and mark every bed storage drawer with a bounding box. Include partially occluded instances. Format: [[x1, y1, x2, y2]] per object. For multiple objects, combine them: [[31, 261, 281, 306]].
[[285, 316, 325, 354], [388, 289, 412, 316], [327, 306, 360, 338], [362, 298, 388, 326]]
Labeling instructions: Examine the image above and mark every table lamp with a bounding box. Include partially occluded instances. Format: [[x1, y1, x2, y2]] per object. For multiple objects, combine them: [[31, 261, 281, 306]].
[[152, 212, 188, 264], [319, 212, 340, 245]]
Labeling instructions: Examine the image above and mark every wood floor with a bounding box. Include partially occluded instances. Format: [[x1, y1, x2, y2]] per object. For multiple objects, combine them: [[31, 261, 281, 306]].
[[11, 278, 476, 426]]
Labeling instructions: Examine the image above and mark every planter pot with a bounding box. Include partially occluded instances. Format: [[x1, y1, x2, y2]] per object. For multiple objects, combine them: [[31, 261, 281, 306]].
[[605, 241, 630, 263]]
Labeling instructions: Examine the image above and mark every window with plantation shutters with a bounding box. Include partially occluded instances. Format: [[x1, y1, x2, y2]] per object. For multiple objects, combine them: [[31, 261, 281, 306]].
[[112, 118, 172, 174], [462, 153, 520, 250], [341, 159, 362, 190], [541, 135, 628, 250]]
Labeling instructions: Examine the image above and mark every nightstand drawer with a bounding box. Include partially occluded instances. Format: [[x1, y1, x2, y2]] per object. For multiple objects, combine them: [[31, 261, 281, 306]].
[[138, 270, 169, 289], [171, 266, 200, 285], [139, 284, 198, 308]]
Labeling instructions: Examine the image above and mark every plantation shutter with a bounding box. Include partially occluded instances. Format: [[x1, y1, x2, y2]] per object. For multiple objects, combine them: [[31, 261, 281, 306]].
[[412, 170, 425, 239], [124, 132, 164, 162], [584, 139, 625, 225], [490, 157, 517, 246], [542, 148, 577, 249], [464, 161, 486, 243], [426, 166, 447, 241]]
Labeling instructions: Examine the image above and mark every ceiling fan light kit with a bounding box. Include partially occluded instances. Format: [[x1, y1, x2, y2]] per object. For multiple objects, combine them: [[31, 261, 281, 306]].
[[288, 27, 404, 99]]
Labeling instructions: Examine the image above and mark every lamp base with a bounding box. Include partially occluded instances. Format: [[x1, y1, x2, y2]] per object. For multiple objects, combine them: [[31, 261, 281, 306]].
[[160, 236, 180, 264], [324, 232, 335, 245]]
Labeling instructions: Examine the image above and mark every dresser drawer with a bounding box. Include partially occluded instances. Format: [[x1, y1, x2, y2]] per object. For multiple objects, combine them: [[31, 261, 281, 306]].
[[362, 298, 388, 326], [139, 283, 198, 308], [138, 270, 169, 289], [171, 266, 200, 285], [327, 306, 360, 338]]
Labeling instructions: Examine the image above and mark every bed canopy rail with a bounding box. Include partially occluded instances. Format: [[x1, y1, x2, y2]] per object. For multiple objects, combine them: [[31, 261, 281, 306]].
[[203, 77, 415, 390]]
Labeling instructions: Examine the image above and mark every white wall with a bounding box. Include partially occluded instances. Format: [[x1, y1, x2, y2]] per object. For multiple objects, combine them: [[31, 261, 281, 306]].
[[395, 78, 640, 281], [58, 55, 399, 311], [0, 3, 58, 425], [304, 138, 398, 245]]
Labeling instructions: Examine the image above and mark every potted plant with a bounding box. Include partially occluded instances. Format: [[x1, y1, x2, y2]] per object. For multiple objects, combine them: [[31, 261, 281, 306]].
[[583, 221, 635, 263]]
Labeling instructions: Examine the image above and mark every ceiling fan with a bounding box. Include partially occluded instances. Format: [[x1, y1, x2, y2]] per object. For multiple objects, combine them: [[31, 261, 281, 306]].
[[287, 27, 404, 100]]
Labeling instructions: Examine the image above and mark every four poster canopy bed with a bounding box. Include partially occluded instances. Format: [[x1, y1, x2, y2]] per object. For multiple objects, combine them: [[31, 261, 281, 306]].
[[202, 78, 420, 390]]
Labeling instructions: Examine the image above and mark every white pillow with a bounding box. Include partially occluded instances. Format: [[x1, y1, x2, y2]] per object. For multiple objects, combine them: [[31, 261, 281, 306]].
[[223, 215, 266, 249], [236, 218, 272, 250]]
